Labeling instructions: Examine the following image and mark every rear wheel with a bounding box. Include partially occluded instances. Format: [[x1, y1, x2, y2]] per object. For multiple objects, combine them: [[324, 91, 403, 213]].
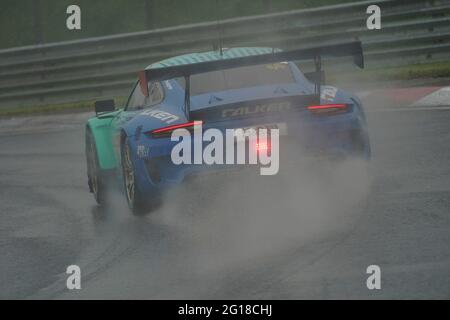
[[121, 137, 149, 214], [86, 129, 106, 205], [350, 129, 371, 160]]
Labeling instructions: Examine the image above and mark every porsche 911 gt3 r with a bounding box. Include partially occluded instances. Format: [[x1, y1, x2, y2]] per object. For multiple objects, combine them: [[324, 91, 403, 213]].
[[85, 42, 371, 213]]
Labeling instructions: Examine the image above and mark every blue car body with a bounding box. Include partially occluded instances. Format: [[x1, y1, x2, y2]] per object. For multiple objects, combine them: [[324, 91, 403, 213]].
[[86, 46, 370, 209]]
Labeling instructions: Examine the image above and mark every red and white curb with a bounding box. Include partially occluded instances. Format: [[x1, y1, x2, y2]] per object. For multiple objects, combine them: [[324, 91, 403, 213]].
[[412, 86, 450, 107], [359, 86, 450, 111]]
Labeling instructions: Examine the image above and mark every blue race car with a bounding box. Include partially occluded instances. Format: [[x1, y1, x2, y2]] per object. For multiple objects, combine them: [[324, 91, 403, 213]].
[[85, 41, 370, 213]]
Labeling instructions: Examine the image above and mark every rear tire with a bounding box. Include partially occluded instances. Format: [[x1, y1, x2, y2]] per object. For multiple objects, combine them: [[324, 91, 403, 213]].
[[86, 129, 106, 205], [350, 129, 371, 160], [121, 137, 150, 214]]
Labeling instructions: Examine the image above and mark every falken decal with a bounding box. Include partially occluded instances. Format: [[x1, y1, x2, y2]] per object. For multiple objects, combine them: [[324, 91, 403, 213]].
[[141, 109, 179, 124], [222, 102, 292, 118]]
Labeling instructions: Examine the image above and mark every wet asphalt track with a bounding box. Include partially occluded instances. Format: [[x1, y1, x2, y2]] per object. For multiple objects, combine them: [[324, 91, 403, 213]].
[[0, 103, 449, 299]]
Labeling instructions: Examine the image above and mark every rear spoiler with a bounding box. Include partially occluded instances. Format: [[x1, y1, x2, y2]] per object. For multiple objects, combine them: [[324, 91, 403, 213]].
[[138, 41, 364, 119]]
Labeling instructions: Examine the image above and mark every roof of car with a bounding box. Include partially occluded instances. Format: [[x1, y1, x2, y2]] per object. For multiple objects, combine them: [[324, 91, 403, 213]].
[[145, 47, 282, 70]]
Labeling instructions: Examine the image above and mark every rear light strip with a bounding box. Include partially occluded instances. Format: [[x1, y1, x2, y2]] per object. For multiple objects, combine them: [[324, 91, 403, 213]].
[[147, 103, 347, 138], [307, 104, 348, 114], [146, 120, 202, 137], [307, 104, 347, 110]]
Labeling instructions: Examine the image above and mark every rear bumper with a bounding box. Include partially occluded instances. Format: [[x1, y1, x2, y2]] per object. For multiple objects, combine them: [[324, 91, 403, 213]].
[[132, 111, 370, 194]]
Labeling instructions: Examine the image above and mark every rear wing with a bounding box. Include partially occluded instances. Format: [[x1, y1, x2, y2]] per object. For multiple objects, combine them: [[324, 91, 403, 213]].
[[138, 41, 364, 120]]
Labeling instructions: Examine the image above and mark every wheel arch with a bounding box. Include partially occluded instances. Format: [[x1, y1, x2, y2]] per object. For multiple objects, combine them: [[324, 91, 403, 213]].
[[86, 117, 117, 171]]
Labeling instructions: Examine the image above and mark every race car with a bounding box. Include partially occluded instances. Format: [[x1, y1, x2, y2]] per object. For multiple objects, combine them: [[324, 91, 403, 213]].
[[85, 41, 371, 213]]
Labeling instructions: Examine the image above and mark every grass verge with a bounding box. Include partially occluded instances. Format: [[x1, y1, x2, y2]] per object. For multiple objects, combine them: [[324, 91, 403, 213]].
[[328, 61, 450, 84]]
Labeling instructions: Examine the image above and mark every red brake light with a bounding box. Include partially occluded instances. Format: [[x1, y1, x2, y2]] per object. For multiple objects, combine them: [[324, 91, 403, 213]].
[[255, 141, 269, 151], [147, 121, 202, 137], [253, 138, 272, 154], [307, 104, 347, 114]]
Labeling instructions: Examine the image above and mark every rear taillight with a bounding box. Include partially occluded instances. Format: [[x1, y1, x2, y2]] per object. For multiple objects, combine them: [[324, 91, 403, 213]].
[[307, 104, 348, 114], [256, 142, 269, 151], [146, 121, 202, 138]]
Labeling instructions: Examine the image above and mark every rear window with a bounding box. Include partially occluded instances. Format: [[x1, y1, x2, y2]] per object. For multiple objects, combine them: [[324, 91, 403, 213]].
[[176, 63, 295, 96]]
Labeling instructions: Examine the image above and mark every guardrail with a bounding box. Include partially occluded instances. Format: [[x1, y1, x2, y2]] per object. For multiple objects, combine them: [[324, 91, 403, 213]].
[[0, 0, 449, 109]]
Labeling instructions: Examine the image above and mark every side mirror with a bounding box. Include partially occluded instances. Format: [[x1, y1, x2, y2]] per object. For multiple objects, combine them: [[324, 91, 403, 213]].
[[95, 99, 115, 115]]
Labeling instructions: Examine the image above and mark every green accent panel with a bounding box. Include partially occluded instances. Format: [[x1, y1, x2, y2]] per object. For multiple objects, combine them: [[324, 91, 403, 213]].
[[87, 112, 120, 170]]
